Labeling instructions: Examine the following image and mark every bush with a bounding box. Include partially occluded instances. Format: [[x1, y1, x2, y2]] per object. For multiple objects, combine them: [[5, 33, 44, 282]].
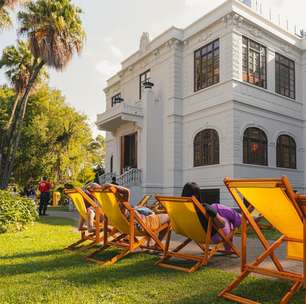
[[0, 190, 38, 233]]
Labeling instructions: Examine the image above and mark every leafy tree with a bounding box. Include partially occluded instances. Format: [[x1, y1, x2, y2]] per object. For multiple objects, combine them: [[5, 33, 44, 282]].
[[0, 85, 105, 187], [0, 0, 85, 189]]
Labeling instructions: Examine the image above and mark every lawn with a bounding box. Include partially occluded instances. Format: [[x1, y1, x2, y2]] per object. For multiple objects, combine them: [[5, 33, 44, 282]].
[[0, 217, 303, 304], [236, 218, 282, 240]]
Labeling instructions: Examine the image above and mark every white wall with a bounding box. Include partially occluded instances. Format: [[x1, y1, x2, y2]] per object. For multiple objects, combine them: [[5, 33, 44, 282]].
[[99, 3, 306, 202]]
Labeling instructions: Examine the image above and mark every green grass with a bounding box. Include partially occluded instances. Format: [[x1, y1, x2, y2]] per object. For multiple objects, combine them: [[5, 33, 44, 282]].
[[0, 217, 303, 304], [48, 205, 70, 212], [236, 218, 282, 240]]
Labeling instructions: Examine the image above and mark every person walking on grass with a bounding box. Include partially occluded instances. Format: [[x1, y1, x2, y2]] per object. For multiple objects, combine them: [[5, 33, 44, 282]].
[[38, 177, 52, 216]]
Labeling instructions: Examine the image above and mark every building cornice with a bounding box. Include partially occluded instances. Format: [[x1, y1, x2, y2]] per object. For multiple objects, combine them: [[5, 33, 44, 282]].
[[104, 0, 306, 93]]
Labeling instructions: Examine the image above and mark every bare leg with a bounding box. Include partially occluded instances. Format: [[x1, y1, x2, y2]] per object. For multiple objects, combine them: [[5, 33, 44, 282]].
[[79, 217, 86, 230], [87, 208, 95, 232], [158, 214, 169, 240]]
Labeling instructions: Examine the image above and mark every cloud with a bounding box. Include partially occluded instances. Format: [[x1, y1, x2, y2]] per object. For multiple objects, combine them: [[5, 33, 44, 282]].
[[95, 60, 120, 80], [185, 0, 204, 7], [104, 37, 124, 60]]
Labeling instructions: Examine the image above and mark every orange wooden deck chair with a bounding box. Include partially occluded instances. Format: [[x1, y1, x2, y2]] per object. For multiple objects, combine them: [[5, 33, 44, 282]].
[[219, 176, 305, 304], [85, 187, 169, 265], [64, 187, 103, 251], [155, 196, 240, 273]]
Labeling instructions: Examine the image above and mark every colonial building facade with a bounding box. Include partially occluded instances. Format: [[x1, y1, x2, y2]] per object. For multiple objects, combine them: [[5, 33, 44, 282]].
[[96, 0, 306, 204]]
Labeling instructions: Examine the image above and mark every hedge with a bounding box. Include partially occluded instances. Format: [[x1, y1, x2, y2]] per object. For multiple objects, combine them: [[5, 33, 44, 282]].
[[0, 190, 38, 233]]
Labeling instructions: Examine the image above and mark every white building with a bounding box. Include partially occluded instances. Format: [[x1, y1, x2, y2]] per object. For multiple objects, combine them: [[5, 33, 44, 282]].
[[96, 0, 306, 204]]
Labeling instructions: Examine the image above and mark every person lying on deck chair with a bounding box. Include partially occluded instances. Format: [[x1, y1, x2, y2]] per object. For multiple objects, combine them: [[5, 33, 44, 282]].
[[65, 182, 102, 233], [101, 184, 169, 234], [182, 182, 242, 253]]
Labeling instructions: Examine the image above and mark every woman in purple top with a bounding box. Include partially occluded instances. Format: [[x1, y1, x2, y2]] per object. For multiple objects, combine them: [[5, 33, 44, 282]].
[[181, 182, 241, 252]]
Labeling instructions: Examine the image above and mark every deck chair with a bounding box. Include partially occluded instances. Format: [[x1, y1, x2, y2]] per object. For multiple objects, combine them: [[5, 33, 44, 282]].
[[85, 188, 169, 265], [155, 196, 240, 273], [219, 176, 305, 304], [136, 195, 151, 207], [64, 188, 103, 251]]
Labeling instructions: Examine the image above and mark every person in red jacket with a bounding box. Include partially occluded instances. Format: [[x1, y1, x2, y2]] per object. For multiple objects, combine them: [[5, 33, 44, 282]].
[[38, 177, 52, 216]]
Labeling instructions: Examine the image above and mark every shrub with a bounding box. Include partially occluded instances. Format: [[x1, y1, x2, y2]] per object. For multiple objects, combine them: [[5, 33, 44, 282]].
[[0, 190, 38, 233]]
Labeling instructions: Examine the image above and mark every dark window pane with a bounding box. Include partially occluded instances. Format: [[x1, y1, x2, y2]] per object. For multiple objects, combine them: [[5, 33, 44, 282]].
[[276, 135, 296, 169], [111, 93, 122, 107], [242, 37, 266, 89], [194, 39, 220, 92], [243, 127, 268, 166], [139, 69, 151, 100], [275, 53, 295, 99], [194, 129, 219, 166]]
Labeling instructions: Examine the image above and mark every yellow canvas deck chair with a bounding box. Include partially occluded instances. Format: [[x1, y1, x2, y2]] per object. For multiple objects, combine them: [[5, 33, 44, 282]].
[[64, 188, 103, 251], [155, 196, 240, 273], [85, 188, 168, 265], [219, 177, 305, 304]]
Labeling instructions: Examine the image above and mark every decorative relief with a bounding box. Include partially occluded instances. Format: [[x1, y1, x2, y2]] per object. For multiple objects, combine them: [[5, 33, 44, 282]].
[[153, 49, 160, 58], [198, 32, 213, 43], [279, 44, 292, 56], [167, 39, 181, 50], [247, 25, 262, 38], [222, 13, 244, 28], [239, 19, 299, 59]]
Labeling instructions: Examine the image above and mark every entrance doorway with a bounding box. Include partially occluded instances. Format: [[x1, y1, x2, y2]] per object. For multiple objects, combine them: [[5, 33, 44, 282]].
[[120, 132, 137, 173]]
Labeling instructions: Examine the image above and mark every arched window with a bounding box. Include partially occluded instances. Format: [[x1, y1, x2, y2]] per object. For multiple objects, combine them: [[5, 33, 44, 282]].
[[194, 129, 219, 167], [276, 135, 296, 169], [243, 127, 267, 165]]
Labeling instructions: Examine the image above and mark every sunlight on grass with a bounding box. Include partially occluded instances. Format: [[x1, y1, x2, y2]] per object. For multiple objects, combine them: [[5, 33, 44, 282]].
[[0, 217, 303, 304]]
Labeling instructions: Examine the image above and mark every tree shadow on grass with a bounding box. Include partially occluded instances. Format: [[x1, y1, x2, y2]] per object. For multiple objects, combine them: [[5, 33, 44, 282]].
[[0, 252, 89, 277], [0, 247, 180, 284], [173, 277, 304, 304], [0, 249, 64, 260], [37, 217, 77, 227], [56, 252, 182, 286]]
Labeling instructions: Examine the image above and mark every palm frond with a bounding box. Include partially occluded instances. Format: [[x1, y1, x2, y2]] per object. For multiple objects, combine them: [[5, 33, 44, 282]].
[[0, 40, 48, 93], [18, 0, 85, 70], [0, 7, 12, 30]]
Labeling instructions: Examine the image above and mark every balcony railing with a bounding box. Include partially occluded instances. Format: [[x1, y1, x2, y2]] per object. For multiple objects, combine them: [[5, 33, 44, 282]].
[[99, 168, 142, 187], [117, 168, 142, 187]]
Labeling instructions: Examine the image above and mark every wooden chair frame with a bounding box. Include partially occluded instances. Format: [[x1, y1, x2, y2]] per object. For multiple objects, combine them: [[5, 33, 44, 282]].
[[155, 196, 240, 273], [64, 188, 104, 251], [85, 189, 169, 266], [219, 176, 305, 304]]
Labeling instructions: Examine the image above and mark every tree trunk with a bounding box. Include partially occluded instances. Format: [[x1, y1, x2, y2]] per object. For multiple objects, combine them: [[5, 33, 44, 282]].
[[0, 92, 21, 174], [0, 60, 45, 189]]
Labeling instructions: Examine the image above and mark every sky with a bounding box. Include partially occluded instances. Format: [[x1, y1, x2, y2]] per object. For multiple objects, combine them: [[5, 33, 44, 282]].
[[1, 0, 306, 137]]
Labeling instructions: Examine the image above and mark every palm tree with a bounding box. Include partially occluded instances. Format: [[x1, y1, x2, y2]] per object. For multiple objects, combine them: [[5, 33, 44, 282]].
[[0, 5, 11, 29], [0, 0, 25, 30], [0, 0, 23, 7], [0, 41, 47, 175], [0, 0, 85, 189], [0, 41, 42, 129]]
